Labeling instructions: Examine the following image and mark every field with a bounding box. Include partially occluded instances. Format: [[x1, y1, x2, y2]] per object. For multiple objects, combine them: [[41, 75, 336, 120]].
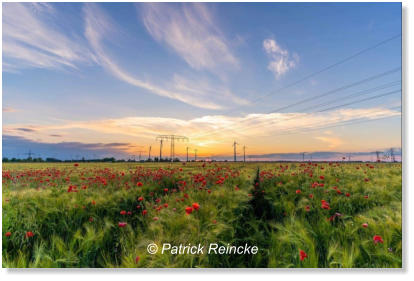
[[2, 161, 402, 268]]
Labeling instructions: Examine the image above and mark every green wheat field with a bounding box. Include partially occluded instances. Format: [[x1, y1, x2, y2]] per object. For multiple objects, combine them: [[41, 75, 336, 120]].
[[2, 161, 402, 268]]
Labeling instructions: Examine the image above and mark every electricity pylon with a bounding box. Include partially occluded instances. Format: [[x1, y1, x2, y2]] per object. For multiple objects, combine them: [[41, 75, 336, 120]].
[[156, 135, 189, 161], [243, 146, 246, 162], [194, 149, 198, 161], [158, 139, 163, 160], [148, 146, 152, 160], [136, 150, 145, 161], [186, 146, 190, 162], [233, 141, 239, 162], [301, 152, 307, 162], [375, 151, 381, 162]]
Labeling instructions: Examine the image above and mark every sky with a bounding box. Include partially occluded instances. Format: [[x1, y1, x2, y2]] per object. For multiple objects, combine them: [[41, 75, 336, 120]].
[[2, 2, 402, 161]]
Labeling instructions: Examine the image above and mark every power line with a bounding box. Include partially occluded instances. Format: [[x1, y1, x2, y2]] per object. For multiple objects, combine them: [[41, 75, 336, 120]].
[[221, 33, 401, 115], [192, 67, 401, 140]]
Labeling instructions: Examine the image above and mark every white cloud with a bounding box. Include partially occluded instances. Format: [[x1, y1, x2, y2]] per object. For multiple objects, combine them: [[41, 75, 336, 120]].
[[263, 38, 298, 78], [83, 3, 247, 110], [2, 3, 93, 71], [140, 3, 239, 75], [4, 107, 400, 146]]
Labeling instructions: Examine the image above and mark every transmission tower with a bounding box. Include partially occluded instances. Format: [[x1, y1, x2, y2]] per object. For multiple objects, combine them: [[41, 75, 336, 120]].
[[233, 141, 239, 162], [243, 146, 246, 162], [348, 153, 352, 162], [156, 135, 189, 161], [301, 152, 307, 162], [375, 151, 381, 162], [186, 146, 190, 162], [390, 148, 396, 162], [194, 149, 198, 161], [158, 139, 163, 161], [136, 150, 146, 161], [148, 146, 152, 160]]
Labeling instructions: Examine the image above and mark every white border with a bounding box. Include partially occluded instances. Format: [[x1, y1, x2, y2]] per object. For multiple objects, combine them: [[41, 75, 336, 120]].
[[0, 0, 411, 280]]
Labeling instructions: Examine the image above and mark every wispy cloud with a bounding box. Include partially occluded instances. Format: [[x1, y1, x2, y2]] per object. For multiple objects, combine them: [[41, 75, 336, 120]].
[[2, 107, 17, 113], [3, 107, 400, 147], [83, 3, 247, 110], [3, 3, 93, 72], [140, 3, 239, 76], [263, 38, 299, 78]]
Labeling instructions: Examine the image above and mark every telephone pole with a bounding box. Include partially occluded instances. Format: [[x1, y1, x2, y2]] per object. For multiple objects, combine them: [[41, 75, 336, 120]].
[[390, 148, 396, 162], [159, 139, 163, 161], [233, 141, 239, 162], [375, 151, 381, 162], [156, 135, 189, 162]]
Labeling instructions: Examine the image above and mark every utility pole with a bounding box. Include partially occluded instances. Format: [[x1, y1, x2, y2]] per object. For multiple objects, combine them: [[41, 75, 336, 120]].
[[375, 151, 381, 162], [301, 152, 306, 162], [159, 139, 163, 161], [148, 146, 152, 160], [243, 146, 246, 162], [186, 146, 190, 162], [156, 135, 189, 162], [137, 150, 145, 162], [194, 149, 198, 161], [233, 141, 238, 162], [390, 148, 396, 162]]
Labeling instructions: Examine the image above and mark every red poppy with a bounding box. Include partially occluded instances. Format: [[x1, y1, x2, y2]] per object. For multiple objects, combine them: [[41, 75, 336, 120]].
[[305, 205, 310, 212], [26, 231, 34, 238], [138, 196, 144, 201], [185, 207, 193, 215], [91, 200, 96, 205], [192, 203, 200, 210], [5, 232, 11, 237], [309, 194, 314, 199], [142, 210, 148, 216], [299, 250, 308, 261], [74, 163, 79, 167], [345, 193, 350, 197], [296, 189, 301, 194], [321, 200, 330, 210], [89, 217, 94, 222], [118, 222, 127, 228], [319, 176, 325, 180], [135, 256, 140, 264], [163, 188, 168, 192], [120, 210, 127, 215], [164, 203, 169, 208], [137, 182, 143, 187], [364, 195, 369, 199], [373, 235, 384, 244], [362, 223, 368, 228]]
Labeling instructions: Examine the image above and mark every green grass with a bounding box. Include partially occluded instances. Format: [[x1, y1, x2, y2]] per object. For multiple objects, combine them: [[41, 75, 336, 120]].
[[2, 161, 402, 268]]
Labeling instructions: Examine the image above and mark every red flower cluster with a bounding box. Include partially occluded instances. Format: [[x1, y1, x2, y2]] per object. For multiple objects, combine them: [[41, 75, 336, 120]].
[[299, 250, 308, 261], [373, 235, 384, 244], [321, 200, 330, 210]]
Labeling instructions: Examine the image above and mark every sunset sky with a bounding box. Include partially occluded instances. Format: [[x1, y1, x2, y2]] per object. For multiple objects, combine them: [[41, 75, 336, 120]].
[[2, 2, 402, 161]]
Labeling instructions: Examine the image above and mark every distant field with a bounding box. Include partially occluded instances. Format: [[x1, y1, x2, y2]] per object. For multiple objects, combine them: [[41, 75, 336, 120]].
[[2, 162, 402, 268]]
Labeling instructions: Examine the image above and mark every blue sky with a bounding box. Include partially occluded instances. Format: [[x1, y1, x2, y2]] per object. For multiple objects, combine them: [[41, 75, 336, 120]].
[[2, 2, 402, 160]]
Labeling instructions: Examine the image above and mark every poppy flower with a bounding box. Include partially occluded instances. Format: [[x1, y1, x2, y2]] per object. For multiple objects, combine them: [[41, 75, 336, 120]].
[[120, 210, 127, 215], [164, 203, 168, 208], [345, 193, 350, 197], [26, 231, 34, 238], [373, 235, 384, 244], [309, 194, 314, 199], [296, 189, 301, 194], [137, 182, 143, 187], [185, 207, 193, 215], [5, 232, 11, 237], [142, 210, 148, 216], [74, 163, 79, 167], [362, 223, 368, 228], [364, 195, 369, 199], [305, 205, 310, 212], [321, 200, 330, 210], [135, 256, 140, 264], [192, 203, 200, 210], [299, 250, 308, 261], [153, 217, 159, 221], [91, 200, 96, 205], [138, 196, 144, 201], [89, 217, 94, 222], [118, 222, 127, 228], [163, 188, 168, 192]]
